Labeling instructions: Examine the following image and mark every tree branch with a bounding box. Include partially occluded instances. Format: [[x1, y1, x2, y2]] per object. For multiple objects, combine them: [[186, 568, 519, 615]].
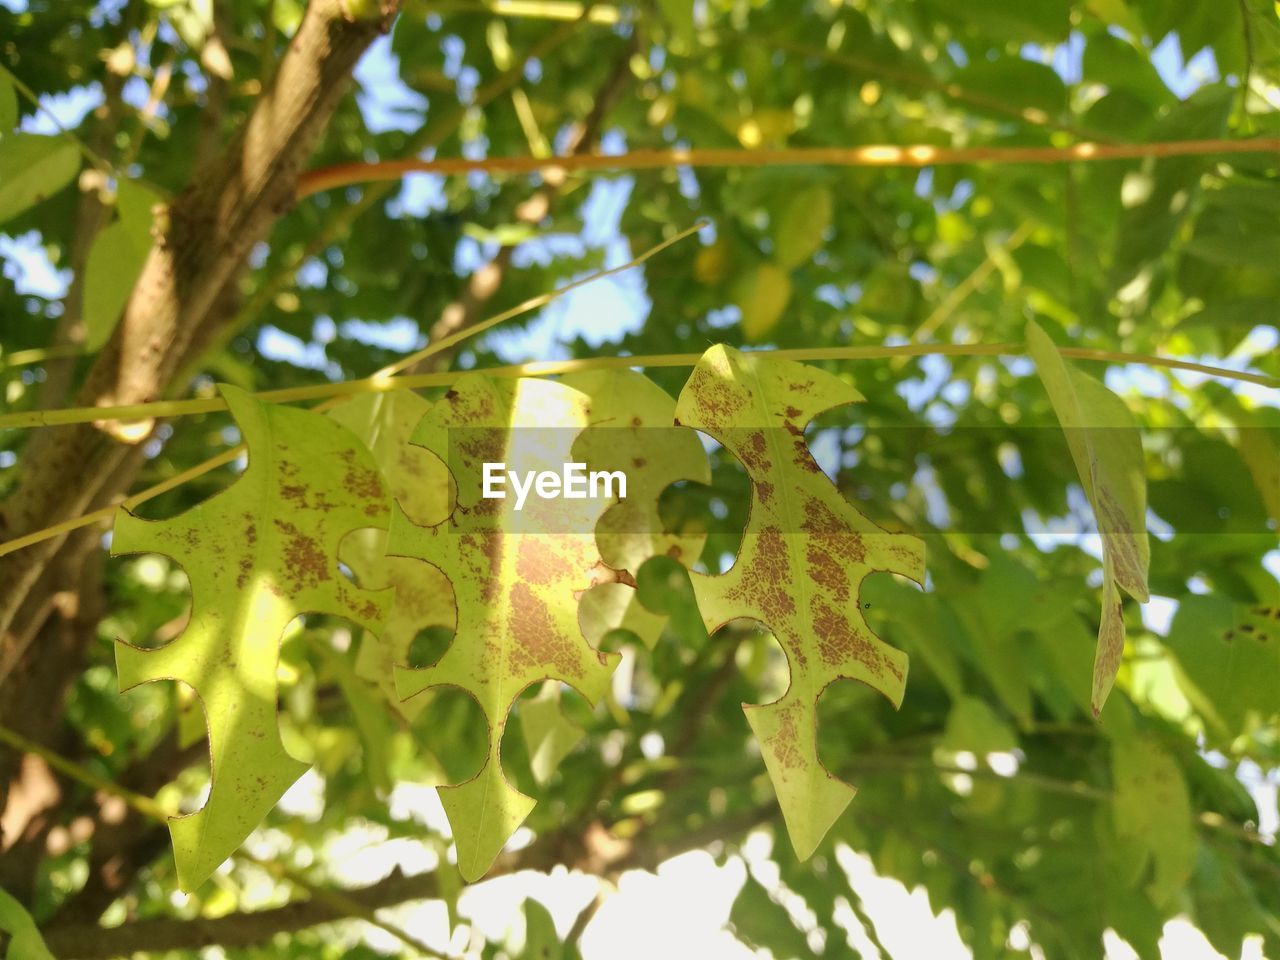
[[41, 866, 443, 959], [295, 136, 1280, 198]]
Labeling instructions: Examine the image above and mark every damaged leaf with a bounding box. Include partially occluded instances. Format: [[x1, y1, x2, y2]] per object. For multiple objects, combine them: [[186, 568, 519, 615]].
[[388, 375, 618, 881], [1027, 320, 1150, 714], [112, 384, 391, 891], [674, 345, 925, 858]]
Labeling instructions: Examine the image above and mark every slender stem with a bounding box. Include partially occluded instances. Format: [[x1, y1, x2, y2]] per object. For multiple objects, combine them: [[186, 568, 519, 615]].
[[0, 344, 87, 370], [296, 137, 1280, 198], [3, 340, 1275, 436], [0, 63, 114, 173], [0, 723, 173, 821], [367, 219, 706, 380]]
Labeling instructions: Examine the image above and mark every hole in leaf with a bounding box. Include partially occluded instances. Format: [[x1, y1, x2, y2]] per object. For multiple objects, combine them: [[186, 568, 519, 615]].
[[409, 685, 487, 784], [408, 623, 454, 668]]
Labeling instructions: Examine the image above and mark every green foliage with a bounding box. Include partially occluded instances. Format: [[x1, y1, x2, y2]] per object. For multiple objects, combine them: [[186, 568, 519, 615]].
[[3, 1, 1280, 957]]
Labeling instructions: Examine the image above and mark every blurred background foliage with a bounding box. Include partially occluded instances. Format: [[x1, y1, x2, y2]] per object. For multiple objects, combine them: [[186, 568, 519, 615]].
[[1, 0, 1279, 957]]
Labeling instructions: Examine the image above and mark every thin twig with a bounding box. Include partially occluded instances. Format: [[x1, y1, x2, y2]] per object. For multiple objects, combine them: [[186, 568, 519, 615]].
[[3, 338, 1276, 437], [0, 64, 114, 173], [296, 137, 1280, 198]]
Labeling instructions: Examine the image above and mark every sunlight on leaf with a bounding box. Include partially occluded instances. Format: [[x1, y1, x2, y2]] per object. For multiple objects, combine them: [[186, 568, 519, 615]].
[[389, 375, 619, 881], [111, 384, 391, 891]]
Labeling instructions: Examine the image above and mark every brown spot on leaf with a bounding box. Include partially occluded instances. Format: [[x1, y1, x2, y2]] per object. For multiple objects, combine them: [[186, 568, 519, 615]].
[[806, 537, 850, 602], [508, 582, 587, 678], [811, 597, 894, 677], [516, 538, 558, 585], [768, 702, 804, 770], [727, 527, 795, 621], [272, 519, 330, 592]]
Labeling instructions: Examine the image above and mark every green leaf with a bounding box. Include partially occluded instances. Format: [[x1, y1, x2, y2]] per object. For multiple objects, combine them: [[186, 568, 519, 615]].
[[0, 133, 80, 224], [389, 376, 619, 881], [313, 637, 397, 792], [729, 874, 813, 958], [1165, 595, 1280, 742], [1027, 320, 1149, 714], [940, 696, 1018, 755], [0, 69, 17, 136], [519, 682, 586, 786], [82, 180, 161, 350], [774, 184, 832, 269], [112, 385, 391, 891], [952, 556, 1037, 724], [674, 345, 924, 859], [1111, 733, 1197, 906], [516, 897, 580, 959], [0, 888, 56, 960], [328, 390, 454, 721], [734, 262, 792, 342]]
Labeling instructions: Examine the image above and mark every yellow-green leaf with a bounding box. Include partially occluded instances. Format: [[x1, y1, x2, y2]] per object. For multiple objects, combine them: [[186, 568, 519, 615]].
[[564, 368, 710, 575], [1027, 320, 1149, 714], [674, 345, 925, 859], [112, 384, 391, 891], [774, 184, 833, 269], [389, 376, 618, 881], [0, 888, 55, 960], [735, 262, 792, 342]]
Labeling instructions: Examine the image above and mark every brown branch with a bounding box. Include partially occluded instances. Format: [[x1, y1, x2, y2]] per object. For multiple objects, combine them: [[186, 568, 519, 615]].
[[297, 137, 1280, 198], [41, 866, 444, 959], [182, 7, 588, 386]]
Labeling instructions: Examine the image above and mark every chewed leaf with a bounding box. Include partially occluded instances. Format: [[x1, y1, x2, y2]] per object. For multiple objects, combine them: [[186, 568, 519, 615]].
[[388, 376, 618, 881], [1027, 321, 1149, 714], [563, 368, 711, 575], [328, 390, 454, 721], [111, 384, 391, 891], [674, 345, 924, 859], [518, 370, 712, 770]]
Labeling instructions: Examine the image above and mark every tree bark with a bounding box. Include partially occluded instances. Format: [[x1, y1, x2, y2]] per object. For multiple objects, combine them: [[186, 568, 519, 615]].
[[0, 0, 398, 675]]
